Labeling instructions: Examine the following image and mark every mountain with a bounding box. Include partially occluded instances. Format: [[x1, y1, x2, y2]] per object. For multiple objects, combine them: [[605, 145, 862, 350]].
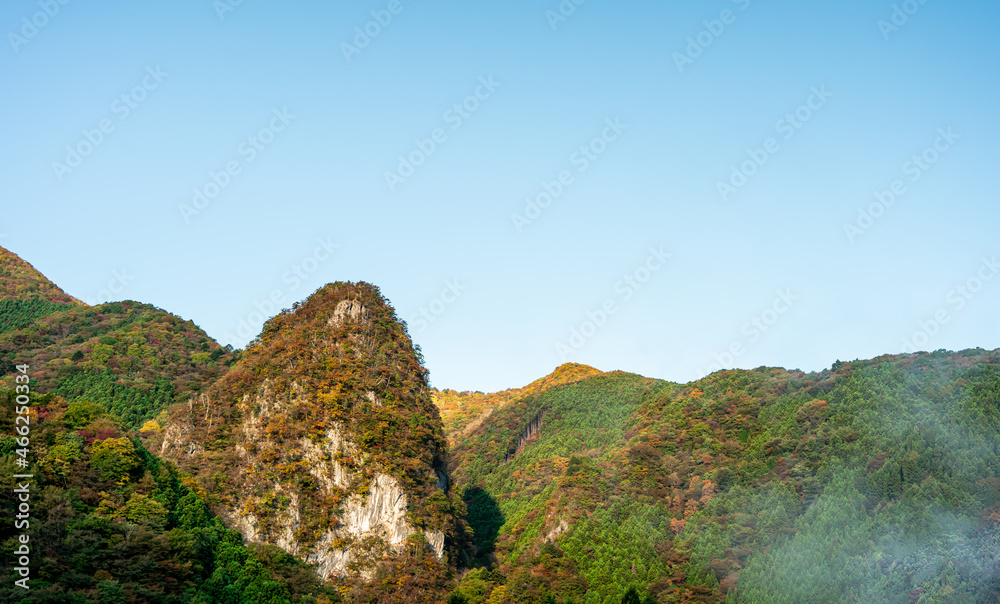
[[0, 247, 82, 335], [148, 282, 466, 597], [0, 242, 234, 431], [3, 245, 1000, 604], [0, 298, 236, 429], [433, 363, 604, 444], [0, 247, 82, 305], [0, 390, 339, 603], [441, 351, 1000, 603], [0, 247, 461, 601], [0, 247, 335, 603]]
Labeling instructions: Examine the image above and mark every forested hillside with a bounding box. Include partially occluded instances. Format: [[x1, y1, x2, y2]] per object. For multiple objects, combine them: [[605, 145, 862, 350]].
[[0, 387, 340, 603], [0, 247, 81, 305], [2, 246, 999, 603], [0, 300, 235, 429], [442, 350, 1000, 604], [433, 363, 604, 445], [0, 247, 81, 343]]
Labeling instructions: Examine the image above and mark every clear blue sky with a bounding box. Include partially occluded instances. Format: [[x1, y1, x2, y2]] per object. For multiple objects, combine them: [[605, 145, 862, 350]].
[[2, 0, 998, 392]]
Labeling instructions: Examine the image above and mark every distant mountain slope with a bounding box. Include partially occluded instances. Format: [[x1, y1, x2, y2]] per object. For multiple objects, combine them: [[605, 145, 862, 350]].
[[445, 350, 1000, 604], [447, 371, 671, 603], [0, 246, 84, 334], [0, 246, 234, 430], [0, 300, 235, 429], [0, 246, 82, 305], [434, 363, 604, 444]]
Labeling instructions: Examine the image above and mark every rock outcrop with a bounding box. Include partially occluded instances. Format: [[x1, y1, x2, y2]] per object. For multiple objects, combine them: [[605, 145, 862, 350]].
[[153, 282, 459, 580]]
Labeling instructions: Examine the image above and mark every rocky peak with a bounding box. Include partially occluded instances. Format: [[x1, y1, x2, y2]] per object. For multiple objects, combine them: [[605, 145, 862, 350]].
[[155, 282, 461, 579]]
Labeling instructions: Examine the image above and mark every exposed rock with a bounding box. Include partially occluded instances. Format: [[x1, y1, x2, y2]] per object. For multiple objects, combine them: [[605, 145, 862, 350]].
[[545, 518, 569, 542], [435, 469, 448, 491], [299, 425, 355, 491], [339, 474, 413, 546], [426, 530, 446, 559], [158, 393, 211, 458], [328, 298, 368, 327], [234, 472, 427, 579], [157, 282, 458, 582]]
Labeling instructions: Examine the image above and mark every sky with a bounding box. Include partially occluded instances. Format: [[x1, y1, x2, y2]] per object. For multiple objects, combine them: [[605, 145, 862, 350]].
[[1, 0, 998, 392]]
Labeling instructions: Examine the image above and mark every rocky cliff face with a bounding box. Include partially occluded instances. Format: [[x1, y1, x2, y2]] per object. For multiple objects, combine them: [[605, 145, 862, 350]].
[[152, 282, 459, 580]]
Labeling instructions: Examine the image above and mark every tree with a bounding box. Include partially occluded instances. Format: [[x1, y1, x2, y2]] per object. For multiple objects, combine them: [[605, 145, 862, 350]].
[[123, 492, 169, 529], [91, 436, 139, 483]]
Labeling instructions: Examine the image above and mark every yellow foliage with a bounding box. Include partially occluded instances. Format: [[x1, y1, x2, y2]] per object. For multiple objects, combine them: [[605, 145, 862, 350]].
[[486, 585, 507, 604], [180, 475, 209, 500], [91, 437, 139, 484]]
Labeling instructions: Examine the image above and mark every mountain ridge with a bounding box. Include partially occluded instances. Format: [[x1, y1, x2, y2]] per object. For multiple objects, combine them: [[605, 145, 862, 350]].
[[440, 348, 1000, 603], [0, 246, 83, 305], [3, 244, 1000, 604]]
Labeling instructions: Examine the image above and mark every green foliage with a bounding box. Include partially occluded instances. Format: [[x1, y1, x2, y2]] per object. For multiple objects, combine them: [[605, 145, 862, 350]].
[[62, 399, 108, 428], [725, 356, 1000, 604], [90, 436, 140, 483], [54, 371, 175, 428], [0, 388, 340, 604], [0, 299, 74, 334], [122, 492, 170, 529], [0, 299, 233, 430], [5, 245, 1000, 603], [448, 592, 470, 604], [444, 350, 1000, 603], [620, 587, 654, 604], [464, 487, 504, 561]]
